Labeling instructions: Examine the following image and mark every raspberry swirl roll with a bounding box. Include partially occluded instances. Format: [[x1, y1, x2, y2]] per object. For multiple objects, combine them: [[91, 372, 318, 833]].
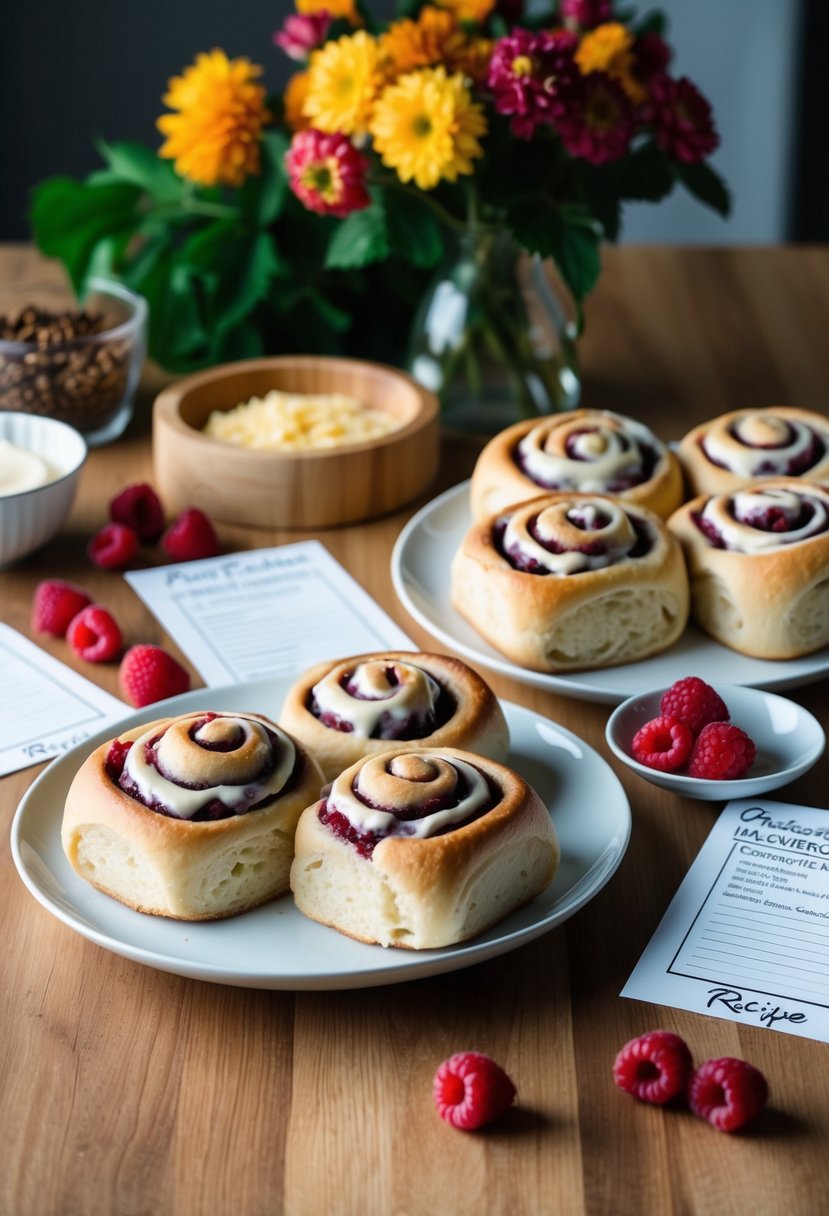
[[290, 747, 559, 949], [451, 493, 689, 672], [469, 409, 684, 521], [61, 711, 324, 920], [279, 651, 509, 781], [678, 406, 829, 496], [668, 478, 829, 658]]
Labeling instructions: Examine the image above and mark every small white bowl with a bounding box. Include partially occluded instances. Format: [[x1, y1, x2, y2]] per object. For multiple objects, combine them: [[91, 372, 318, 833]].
[[606, 683, 825, 800], [0, 411, 87, 567]]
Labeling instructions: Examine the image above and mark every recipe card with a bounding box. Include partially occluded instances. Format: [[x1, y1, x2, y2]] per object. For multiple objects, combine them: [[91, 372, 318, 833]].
[[3, 625, 127, 776], [623, 798, 829, 1043], [125, 541, 414, 686]]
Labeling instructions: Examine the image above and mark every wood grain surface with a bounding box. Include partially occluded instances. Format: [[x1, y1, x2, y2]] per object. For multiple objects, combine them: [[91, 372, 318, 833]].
[[2, 243, 829, 1216]]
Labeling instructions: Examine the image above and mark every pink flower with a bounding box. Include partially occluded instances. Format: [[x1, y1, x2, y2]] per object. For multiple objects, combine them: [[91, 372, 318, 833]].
[[274, 11, 332, 62], [560, 0, 612, 30], [555, 73, 634, 164], [286, 128, 370, 217], [650, 75, 719, 163], [487, 29, 579, 139]]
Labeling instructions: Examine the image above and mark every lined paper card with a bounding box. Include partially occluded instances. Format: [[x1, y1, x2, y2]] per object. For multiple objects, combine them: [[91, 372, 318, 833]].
[[623, 798, 829, 1043], [3, 625, 127, 776]]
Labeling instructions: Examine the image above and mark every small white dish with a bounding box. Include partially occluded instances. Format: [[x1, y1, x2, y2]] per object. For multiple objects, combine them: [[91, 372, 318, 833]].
[[0, 411, 87, 567], [606, 683, 825, 800]]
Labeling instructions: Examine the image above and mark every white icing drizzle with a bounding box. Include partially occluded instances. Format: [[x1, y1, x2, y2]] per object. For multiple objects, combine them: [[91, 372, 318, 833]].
[[702, 412, 819, 476], [503, 497, 638, 575], [701, 486, 829, 552], [122, 713, 296, 819], [327, 753, 491, 839], [518, 411, 663, 490], [312, 660, 440, 737]]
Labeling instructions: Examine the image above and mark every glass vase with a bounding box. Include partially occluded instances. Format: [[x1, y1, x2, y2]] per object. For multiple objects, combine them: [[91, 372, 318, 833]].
[[407, 228, 581, 433]]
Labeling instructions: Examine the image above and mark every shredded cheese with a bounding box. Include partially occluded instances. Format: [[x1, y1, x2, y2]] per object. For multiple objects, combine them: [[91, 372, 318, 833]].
[[203, 390, 400, 451]]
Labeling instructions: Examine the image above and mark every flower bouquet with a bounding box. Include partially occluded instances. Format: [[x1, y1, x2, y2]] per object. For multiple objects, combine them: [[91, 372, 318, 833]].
[[32, 0, 729, 428]]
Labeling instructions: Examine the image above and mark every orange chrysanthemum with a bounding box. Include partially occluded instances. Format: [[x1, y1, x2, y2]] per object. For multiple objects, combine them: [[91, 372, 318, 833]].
[[575, 22, 645, 102], [283, 71, 312, 131], [433, 0, 496, 26], [296, 0, 361, 24], [380, 7, 465, 76], [157, 50, 271, 187]]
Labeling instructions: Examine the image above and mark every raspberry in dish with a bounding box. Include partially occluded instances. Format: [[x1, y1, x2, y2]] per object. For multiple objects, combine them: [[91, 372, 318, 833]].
[[659, 676, 729, 735], [61, 710, 324, 920], [434, 1052, 517, 1130], [290, 747, 558, 949], [278, 651, 509, 782], [688, 1057, 768, 1132], [687, 722, 756, 780], [613, 1031, 693, 1105], [631, 716, 693, 772]]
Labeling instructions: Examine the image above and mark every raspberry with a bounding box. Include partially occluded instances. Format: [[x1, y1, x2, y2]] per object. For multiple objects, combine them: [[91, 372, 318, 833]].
[[31, 579, 92, 636], [88, 522, 140, 570], [66, 605, 123, 663], [612, 1031, 693, 1105], [119, 644, 191, 707], [161, 508, 220, 562], [631, 715, 693, 772], [433, 1052, 516, 1130], [660, 677, 730, 736], [689, 1057, 768, 1132], [687, 722, 756, 780], [109, 482, 165, 542]]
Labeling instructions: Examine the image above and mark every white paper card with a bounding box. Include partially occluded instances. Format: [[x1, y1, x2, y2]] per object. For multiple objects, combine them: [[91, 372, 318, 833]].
[[2, 625, 127, 776], [622, 798, 829, 1042], [125, 541, 414, 686]]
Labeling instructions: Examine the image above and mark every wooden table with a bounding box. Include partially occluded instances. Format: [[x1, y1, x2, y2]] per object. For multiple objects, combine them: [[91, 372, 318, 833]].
[[2, 244, 829, 1216]]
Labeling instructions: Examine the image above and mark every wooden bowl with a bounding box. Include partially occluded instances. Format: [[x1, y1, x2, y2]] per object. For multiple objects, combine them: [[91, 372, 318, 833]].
[[153, 356, 440, 529]]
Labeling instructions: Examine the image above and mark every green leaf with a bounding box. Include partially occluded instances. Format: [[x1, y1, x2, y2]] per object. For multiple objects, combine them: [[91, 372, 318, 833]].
[[507, 201, 602, 304], [30, 176, 143, 291], [674, 160, 732, 217], [96, 140, 185, 204], [384, 190, 444, 268], [324, 202, 390, 269], [239, 130, 290, 228], [479, 141, 553, 207]]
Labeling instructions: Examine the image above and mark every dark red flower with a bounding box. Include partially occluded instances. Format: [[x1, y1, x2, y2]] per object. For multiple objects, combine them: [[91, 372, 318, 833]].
[[488, 28, 579, 139], [555, 72, 634, 164], [560, 0, 612, 30], [650, 74, 719, 163]]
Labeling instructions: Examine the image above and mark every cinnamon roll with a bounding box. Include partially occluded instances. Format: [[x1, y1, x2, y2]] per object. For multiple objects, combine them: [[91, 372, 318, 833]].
[[278, 651, 509, 781], [668, 479, 829, 658], [451, 493, 689, 672], [470, 409, 684, 521], [677, 407, 829, 496], [290, 747, 559, 949], [61, 710, 324, 920]]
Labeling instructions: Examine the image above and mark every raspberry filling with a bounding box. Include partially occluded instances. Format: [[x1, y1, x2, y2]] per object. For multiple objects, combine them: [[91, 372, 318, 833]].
[[309, 661, 454, 739], [692, 492, 822, 549], [496, 510, 652, 573], [700, 424, 825, 475], [513, 417, 662, 491]]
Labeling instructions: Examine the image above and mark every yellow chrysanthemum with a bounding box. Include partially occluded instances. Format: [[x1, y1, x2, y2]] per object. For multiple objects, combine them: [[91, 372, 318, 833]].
[[283, 71, 312, 131], [369, 67, 486, 191], [303, 30, 387, 137], [575, 22, 645, 103], [433, 0, 496, 26], [157, 49, 271, 188], [296, 0, 360, 24]]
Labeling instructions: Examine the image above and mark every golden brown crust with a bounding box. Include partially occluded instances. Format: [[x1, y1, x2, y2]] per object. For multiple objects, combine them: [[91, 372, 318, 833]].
[[451, 494, 689, 672], [469, 410, 684, 521], [290, 747, 559, 949], [677, 406, 829, 497], [667, 479, 829, 658], [278, 651, 509, 781], [61, 711, 324, 921]]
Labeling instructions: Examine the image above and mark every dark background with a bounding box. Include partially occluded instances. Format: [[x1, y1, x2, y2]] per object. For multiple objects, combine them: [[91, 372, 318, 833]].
[[1, 0, 826, 243]]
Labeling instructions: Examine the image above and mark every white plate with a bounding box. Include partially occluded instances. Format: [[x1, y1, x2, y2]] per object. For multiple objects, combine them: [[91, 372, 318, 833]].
[[391, 481, 829, 705], [11, 678, 630, 991], [606, 683, 825, 800]]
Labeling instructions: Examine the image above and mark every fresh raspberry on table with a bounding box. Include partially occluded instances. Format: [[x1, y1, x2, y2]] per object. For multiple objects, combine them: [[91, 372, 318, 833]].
[[66, 605, 123, 663], [109, 482, 166, 542], [433, 1051, 517, 1130], [31, 579, 92, 636], [87, 522, 140, 570], [612, 1030, 693, 1105], [119, 644, 191, 707], [659, 676, 730, 736], [631, 715, 693, 772], [160, 508, 220, 563], [687, 722, 756, 780], [688, 1057, 768, 1132]]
